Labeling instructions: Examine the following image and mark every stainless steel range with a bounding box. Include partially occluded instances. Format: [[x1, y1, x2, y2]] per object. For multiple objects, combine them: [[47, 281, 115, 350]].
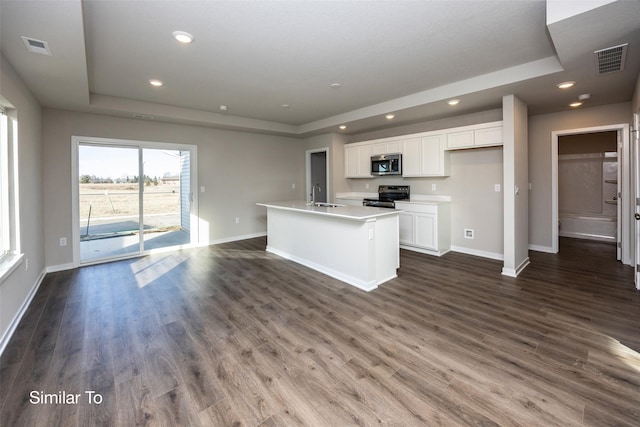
[[363, 185, 410, 208]]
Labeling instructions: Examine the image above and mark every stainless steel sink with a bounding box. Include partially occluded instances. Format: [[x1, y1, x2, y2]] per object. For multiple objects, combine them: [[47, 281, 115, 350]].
[[307, 202, 345, 208]]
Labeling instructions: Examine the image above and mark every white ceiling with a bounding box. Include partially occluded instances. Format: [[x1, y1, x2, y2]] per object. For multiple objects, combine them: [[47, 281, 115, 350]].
[[1, 0, 639, 137]]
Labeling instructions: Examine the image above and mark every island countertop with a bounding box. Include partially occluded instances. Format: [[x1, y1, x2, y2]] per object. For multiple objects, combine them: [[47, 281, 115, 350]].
[[256, 201, 400, 221]]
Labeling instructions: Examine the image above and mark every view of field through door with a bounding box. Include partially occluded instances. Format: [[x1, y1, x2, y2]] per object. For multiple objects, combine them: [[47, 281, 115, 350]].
[[78, 142, 192, 263]]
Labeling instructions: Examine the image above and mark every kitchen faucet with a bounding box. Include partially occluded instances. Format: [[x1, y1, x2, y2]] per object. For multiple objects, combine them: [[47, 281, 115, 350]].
[[311, 183, 321, 204]]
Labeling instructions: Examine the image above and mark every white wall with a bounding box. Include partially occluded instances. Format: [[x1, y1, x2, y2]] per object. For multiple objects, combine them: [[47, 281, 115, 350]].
[[41, 109, 305, 268], [0, 55, 45, 348], [528, 102, 631, 251]]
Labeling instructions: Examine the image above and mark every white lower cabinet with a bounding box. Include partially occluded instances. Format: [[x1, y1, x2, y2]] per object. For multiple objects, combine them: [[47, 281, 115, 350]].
[[395, 202, 450, 256]]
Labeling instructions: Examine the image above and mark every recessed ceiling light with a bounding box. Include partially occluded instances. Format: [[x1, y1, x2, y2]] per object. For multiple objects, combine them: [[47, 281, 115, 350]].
[[281, 104, 290, 109], [447, 99, 460, 106], [557, 81, 575, 89], [149, 79, 163, 87], [386, 114, 395, 120], [330, 83, 342, 89], [219, 105, 228, 111], [569, 101, 583, 108], [172, 31, 194, 44], [339, 125, 347, 130]]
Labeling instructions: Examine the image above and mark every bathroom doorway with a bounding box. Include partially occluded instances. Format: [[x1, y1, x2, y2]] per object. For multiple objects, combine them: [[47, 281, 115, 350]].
[[557, 131, 618, 244], [552, 124, 630, 264]]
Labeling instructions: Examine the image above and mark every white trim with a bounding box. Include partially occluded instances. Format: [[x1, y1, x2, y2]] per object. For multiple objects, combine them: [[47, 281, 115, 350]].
[[71, 136, 199, 267], [551, 123, 630, 264], [528, 244, 556, 254], [0, 253, 24, 284], [45, 262, 76, 273], [450, 245, 504, 261], [0, 268, 46, 357], [502, 257, 530, 277], [209, 232, 267, 246], [266, 245, 379, 292]]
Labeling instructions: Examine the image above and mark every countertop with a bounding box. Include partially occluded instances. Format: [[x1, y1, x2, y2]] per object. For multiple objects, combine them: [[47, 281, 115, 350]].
[[257, 201, 400, 221], [336, 192, 451, 205]]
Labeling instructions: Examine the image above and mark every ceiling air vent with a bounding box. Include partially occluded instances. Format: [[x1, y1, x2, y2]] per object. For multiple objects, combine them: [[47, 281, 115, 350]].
[[21, 36, 52, 56], [594, 43, 628, 74]]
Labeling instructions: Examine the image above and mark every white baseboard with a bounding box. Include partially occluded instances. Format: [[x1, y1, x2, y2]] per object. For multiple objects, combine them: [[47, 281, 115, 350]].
[[502, 257, 531, 277], [210, 232, 267, 246], [450, 245, 504, 261], [528, 244, 556, 254], [46, 262, 75, 273], [266, 246, 379, 292], [0, 268, 46, 357]]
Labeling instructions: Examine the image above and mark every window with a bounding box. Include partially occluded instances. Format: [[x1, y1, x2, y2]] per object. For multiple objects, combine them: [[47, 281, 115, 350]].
[[0, 107, 22, 282]]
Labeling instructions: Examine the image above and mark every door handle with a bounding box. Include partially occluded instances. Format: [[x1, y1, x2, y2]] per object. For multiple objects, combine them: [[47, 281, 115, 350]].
[[635, 213, 640, 220]]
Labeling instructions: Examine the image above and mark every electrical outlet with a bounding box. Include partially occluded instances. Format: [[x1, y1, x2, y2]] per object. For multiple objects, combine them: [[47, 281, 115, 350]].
[[25, 258, 29, 271], [431, 183, 437, 191], [200, 186, 205, 193], [235, 217, 240, 224], [494, 184, 501, 192], [59, 237, 67, 246], [464, 229, 475, 239], [291, 183, 296, 189], [365, 183, 369, 189]]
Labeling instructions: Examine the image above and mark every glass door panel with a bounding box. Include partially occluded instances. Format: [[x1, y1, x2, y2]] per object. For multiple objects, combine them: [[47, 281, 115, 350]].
[[79, 145, 140, 262], [141, 149, 190, 251]]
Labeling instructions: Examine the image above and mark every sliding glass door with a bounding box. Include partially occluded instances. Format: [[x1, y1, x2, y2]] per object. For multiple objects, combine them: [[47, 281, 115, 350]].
[[141, 148, 190, 251], [76, 139, 195, 264], [79, 145, 141, 262]]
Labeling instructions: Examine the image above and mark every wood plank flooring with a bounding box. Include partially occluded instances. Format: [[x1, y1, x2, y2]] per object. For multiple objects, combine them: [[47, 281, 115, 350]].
[[1, 237, 639, 426]]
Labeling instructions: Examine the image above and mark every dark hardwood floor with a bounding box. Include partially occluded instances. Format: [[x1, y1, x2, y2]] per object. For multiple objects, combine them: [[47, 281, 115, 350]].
[[1, 237, 639, 426]]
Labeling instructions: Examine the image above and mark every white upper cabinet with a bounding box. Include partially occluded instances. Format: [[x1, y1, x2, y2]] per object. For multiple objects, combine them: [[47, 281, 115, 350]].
[[446, 122, 503, 150], [402, 135, 449, 177], [344, 121, 502, 178], [345, 144, 372, 178], [371, 139, 401, 155]]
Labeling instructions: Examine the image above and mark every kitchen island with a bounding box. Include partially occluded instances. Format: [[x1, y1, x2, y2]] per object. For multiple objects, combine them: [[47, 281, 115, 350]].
[[256, 201, 400, 291]]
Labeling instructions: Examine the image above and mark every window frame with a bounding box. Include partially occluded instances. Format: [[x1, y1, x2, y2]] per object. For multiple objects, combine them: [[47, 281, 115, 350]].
[[0, 108, 23, 283]]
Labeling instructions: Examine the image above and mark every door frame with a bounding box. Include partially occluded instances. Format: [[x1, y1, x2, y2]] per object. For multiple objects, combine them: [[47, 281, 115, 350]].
[[632, 113, 640, 289], [71, 136, 198, 267], [306, 147, 330, 203], [551, 123, 630, 264]]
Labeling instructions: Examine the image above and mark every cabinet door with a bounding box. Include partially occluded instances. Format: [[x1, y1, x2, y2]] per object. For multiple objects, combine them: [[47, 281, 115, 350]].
[[357, 145, 372, 177], [415, 213, 437, 250], [387, 140, 401, 154], [398, 211, 414, 245], [421, 135, 444, 175], [344, 144, 372, 178], [344, 145, 360, 177], [371, 142, 387, 155], [447, 130, 474, 149], [474, 126, 502, 147], [401, 137, 422, 176]]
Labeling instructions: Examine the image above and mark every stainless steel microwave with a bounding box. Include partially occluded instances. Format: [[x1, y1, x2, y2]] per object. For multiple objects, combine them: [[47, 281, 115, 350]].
[[371, 153, 402, 176]]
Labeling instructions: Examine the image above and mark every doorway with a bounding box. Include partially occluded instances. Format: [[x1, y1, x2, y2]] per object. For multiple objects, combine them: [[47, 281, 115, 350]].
[[72, 137, 198, 265], [307, 148, 329, 203], [552, 124, 630, 265]]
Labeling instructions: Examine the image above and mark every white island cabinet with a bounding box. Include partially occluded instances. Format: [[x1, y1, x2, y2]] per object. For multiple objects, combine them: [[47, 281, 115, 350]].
[[256, 201, 400, 291]]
